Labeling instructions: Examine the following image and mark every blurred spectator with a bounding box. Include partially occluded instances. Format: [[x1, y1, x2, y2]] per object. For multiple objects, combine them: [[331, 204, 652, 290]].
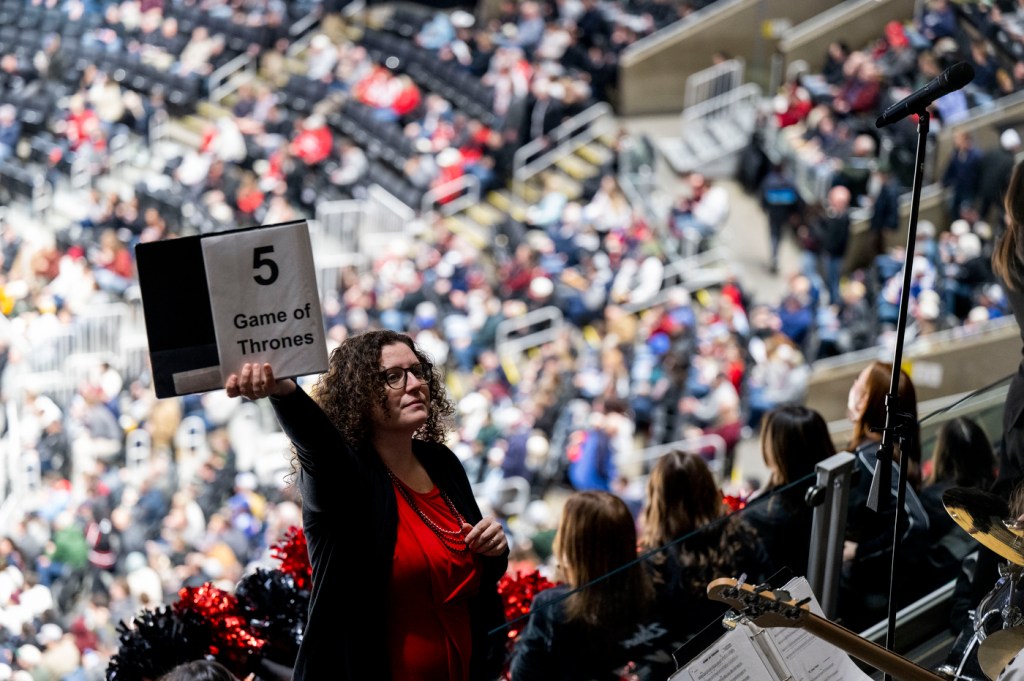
[[943, 130, 982, 221], [744, 406, 836, 576], [920, 417, 996, 589], [917, 0, 958, 43], [840, 361, 928, 631], [510, 491, 673, 681], [669, 173, 730, 255], [816, 185, 852, 305], [975, 128, 1020, 226], [761, 163, 802, 273], [745, 335, 811, 429], [0, 105, 20, 161], [638, 452, 771, 638]]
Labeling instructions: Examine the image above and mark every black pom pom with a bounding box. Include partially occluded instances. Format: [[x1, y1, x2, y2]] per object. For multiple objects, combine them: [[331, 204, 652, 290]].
[[106, 607, 212, 681], [235, 569, 310, 665]]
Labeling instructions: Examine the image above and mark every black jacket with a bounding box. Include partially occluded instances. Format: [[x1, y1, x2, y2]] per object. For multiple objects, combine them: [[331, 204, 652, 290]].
[[743, 483, 816, 578], [510, 585, 678, 681], [271, 388, 508, 681]]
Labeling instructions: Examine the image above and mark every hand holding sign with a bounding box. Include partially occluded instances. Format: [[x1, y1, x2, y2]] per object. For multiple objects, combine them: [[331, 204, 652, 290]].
[[225, 362, 296, 400]]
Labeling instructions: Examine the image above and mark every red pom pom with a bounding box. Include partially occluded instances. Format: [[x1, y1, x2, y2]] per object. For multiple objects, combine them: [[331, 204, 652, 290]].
[[723, 494, 747, 512], [174, 584, 266, 674], [176, 583, 239, 618], [497, 569, 561, 680], [497, 569, 560, 642], [271, 526, 312, 590]]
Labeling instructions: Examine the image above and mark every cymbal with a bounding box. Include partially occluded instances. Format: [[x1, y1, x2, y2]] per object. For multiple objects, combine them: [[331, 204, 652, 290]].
[[943, 487, 1024, 567], [978, 626, 1024, 680]]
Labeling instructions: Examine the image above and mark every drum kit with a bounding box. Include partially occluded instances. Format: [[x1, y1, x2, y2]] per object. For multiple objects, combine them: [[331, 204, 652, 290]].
[[937, 487, 1024, 681]]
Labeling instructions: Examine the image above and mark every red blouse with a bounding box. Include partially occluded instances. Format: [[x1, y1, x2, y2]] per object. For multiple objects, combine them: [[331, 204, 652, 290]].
[[388, 479, 480, 681]]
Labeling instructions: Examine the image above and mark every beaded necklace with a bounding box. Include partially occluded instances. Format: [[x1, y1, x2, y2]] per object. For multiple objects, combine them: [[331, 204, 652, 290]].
[[385, 466, 469, 554]]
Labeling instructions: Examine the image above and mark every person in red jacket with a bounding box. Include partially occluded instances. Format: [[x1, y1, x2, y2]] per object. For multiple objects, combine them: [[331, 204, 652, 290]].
[[290, 114, 333, 167]]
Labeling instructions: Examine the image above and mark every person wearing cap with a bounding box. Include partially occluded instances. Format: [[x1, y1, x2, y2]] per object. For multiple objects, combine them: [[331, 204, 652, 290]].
[[224, 330, 508, 681]]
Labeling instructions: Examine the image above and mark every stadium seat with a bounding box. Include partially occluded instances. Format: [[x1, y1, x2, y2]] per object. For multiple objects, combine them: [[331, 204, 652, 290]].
[[17, 5, 42, 30]]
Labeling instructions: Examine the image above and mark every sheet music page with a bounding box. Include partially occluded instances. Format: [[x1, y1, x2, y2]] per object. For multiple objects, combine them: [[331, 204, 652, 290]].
[[673, 577, 873, 681], [670, 625, 777, 681], [757, 577, 872, 681]]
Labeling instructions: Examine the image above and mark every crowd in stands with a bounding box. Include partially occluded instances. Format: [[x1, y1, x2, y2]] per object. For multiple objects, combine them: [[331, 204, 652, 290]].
[[745, 0, 1021, 364], [0, 0, 1021, 678]]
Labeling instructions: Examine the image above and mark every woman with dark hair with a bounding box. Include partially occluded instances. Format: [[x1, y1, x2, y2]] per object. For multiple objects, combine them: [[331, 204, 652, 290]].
[[744, 405, 836, 577], [158, 660, 237, 681], [922, 416, 996, 529], [840, 360, 930, 630], [510, 491, 675, 681], [225, 329, 508, 681], [921, 417, 996, 588], [638, 451, 770, 638]]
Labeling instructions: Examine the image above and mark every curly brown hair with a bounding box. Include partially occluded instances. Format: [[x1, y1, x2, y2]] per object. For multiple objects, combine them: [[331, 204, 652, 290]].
[[311, 330, 455, 449]]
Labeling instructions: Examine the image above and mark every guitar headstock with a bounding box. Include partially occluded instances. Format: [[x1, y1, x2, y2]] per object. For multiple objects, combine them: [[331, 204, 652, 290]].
[[707, 577, 813, 629]]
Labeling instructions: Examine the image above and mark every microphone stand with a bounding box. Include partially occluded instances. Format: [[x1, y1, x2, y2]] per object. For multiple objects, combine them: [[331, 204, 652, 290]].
[[867, 109, 929, 681]]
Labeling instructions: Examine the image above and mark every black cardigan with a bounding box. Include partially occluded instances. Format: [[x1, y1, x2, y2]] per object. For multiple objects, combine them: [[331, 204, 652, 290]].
[[271, 388, 508, 681]]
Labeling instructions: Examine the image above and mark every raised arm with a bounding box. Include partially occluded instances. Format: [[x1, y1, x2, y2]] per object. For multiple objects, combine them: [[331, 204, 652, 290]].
[[225, 362, 347, 479]]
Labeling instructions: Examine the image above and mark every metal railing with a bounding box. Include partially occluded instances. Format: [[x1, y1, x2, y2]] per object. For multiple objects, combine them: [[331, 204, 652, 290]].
[[620, 0, 744, 65], [287, 9, 323, 46], [495, 305, 566, 359], [0, 399, 20, 533], [29, 174, 52, 217], [149, 107, 169, 148], [684, 58, 745, 110], [315, 251, 371, 298], [420, 173, 481, 218], [107, 129, 134, 176], [633, 433, 729, 482], [313, 199, 362, 255], [807, 451, 856, 619], [673, 83, 763, 174], [125, 429, 152, 489], [208, 52, 257, 104], [810, 315, 1019, 372], [512, 102, 614, 201], [621, 247, 730, 315], [618, 136, 660, 229], [682, 81, 762, 124], [5, 302, 148, 405], [762, 117, 833, 205], [365, 183, 416, 247], [69, 152, 90, 191]]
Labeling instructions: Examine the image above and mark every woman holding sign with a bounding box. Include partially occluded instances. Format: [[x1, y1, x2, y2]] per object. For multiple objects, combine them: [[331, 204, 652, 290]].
[[225, 330, 508, 681]]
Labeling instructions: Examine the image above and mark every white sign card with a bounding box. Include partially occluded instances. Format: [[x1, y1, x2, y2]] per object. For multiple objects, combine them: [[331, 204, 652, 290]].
[[136, 220, 328, 398], [202, 221, 327, 384]]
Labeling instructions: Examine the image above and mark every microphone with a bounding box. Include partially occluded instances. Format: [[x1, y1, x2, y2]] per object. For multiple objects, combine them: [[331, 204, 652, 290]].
[[875, 62, 975, 128]]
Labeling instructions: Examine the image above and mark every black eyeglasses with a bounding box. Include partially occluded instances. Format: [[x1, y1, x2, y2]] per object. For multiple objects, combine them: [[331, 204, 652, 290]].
[[380, 362, 433, 390]]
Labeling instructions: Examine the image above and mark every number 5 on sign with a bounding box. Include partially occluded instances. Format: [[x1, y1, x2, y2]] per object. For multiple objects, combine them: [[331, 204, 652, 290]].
[[203, 220, 327, 386]]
